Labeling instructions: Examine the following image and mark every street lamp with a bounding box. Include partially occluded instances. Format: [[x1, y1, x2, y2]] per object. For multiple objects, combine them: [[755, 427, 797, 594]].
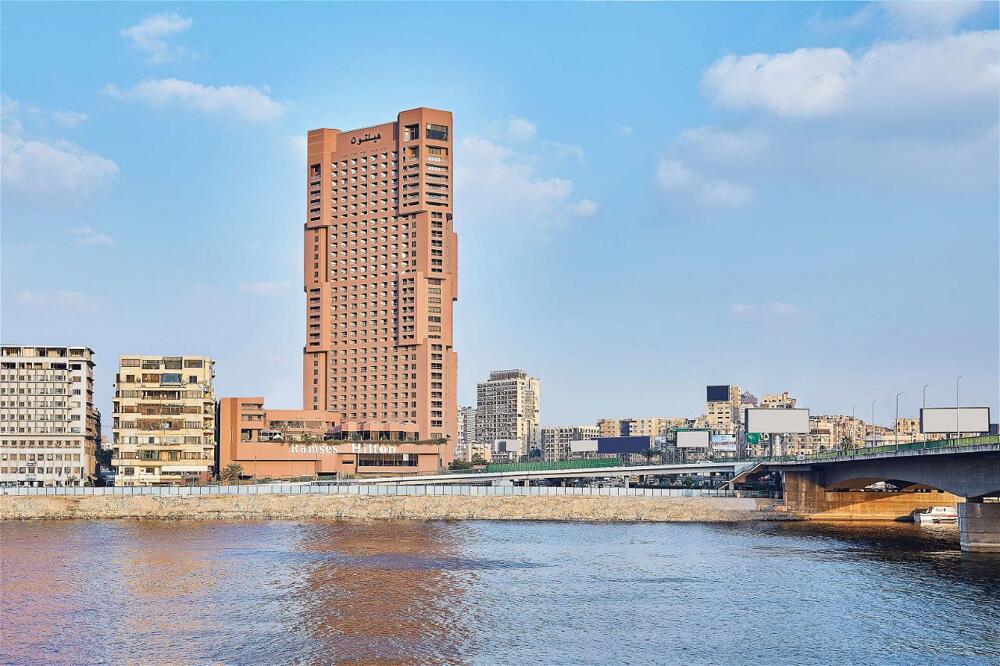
[[895, 392, 903, 451], [922, 384, 929, 410], [956, 375, 963, 441]]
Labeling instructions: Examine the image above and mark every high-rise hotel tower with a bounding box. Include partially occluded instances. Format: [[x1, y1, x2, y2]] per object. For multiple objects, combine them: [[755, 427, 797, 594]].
[[303, 108, 458, 452]]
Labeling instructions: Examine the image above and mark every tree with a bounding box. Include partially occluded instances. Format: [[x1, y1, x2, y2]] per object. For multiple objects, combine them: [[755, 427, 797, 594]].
[[448, 459, 473, 471], [471, 454, 488, 466], [222, 463, 244, 484], [640, 448, 658, 464], [65, 475, 79, 487]]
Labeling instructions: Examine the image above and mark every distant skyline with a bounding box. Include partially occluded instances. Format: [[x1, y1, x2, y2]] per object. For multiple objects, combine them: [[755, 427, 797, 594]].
[[2, 2, 998, 430]]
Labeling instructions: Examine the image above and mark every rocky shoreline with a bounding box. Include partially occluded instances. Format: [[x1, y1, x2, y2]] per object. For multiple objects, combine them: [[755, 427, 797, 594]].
[[0, 494, 794, 523]]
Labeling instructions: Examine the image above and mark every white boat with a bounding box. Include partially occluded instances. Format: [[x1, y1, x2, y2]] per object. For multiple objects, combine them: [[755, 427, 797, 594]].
[[913, 506, 958, 524]]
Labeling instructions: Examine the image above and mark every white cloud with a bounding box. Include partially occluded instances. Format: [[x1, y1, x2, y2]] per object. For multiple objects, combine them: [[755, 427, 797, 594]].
[[240, 281, 292, 296], [568, 199, 599, 217], [544, 140, 584, 161], [671, 29, 999, 196], [2, 133, 119, 204], [69, 226, 114, 247], [883, 1, 983, 36], [456, 136, 601, 234], [50, 110, 88, 129], [105, 78, 286, 122], [656, 159, 752, 208], [732, 302, 799, 317], [458, 137, 572, 225], [17, 290, 94, 309], [120, 13, 192, 63], [617, 125, 633, 136], [506, 116, 537, 141], [701, 30, 999, 120]]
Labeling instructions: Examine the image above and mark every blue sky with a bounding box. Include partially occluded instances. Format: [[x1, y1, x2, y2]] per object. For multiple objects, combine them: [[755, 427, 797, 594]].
[[2, 1, 998, 432]]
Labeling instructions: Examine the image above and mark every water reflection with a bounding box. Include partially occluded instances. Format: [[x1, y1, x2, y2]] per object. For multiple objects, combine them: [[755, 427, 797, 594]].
[[2, 519, 998, 665]]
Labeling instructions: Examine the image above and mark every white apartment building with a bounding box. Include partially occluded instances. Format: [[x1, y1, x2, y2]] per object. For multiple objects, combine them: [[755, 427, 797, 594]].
[[541, 425, 600, 461], [475, 370, 540, 457], [112, 355, 216, 486], [456, 405, 477, 459], [0, 346, 98, 487]]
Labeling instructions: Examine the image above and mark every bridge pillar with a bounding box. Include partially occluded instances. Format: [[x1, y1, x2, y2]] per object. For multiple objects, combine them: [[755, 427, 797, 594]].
[[959, 502, 1000, 554]]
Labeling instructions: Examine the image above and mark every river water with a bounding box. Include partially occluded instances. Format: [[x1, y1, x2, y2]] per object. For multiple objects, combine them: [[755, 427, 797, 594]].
[[1, 519, 998, 665]]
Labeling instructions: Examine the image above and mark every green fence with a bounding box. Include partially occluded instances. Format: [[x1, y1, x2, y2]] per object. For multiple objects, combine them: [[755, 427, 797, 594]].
[[485, 458, 623, 474]]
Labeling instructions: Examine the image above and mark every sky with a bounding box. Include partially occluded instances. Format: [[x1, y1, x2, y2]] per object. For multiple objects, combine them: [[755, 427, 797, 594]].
[[2, 1, 998, 435]]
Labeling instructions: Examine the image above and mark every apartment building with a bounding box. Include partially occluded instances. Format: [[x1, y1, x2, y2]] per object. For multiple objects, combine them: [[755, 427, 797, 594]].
[[0, 346, 97, 487], [597, 418, 625, 438], [456, 405, 477, 460], [706, 384, 741, 434], [541, 425, 600, 461], [302, 108, 458, 466], [476, 370, 541, 455], [112, 356, 216, 486], [761, 392, 797, 409]]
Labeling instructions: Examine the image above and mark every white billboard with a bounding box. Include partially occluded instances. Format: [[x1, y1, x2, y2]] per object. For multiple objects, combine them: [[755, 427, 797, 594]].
[[711, 434, 736, 444], [569, 439, 598, 453], [676, 430, 710, 448], [493, 439, 522, 454], [920, 407, 990, 434], [745, 408, 810, 434], [712, 444, 738, 453]]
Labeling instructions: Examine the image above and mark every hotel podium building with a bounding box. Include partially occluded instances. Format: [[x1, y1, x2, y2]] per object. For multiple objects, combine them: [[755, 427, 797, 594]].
[[302, 108, 458, 456], [111, 355, 216, 486], [0, 346, 98, 487]]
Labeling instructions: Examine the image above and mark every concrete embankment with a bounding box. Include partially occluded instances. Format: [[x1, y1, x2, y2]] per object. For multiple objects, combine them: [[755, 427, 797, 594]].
[[0, 494, 791, 522]]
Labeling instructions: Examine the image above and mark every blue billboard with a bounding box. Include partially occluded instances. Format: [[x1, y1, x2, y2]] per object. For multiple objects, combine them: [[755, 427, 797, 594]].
[[596, 436, 650, 454]]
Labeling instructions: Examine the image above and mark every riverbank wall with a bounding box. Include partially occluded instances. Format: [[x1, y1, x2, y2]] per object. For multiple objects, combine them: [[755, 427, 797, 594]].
[[0, 494, 790, 522]]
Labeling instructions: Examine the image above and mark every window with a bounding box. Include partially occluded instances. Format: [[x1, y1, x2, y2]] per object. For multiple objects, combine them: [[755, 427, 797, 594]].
[[426, 124, 448, 141], [404, 124, 419, 141]]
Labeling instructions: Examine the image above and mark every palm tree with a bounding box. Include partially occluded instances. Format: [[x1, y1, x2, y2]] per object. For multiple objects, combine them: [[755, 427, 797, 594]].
[[222, 463, 244, 484]]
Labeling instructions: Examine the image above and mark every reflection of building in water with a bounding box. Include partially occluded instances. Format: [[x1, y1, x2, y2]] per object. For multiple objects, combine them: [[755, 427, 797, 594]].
[[289, 521, 472, 662]]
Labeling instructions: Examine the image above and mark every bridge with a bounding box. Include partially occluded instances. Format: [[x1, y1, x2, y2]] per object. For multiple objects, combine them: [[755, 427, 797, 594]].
[[345, 435, 999, 553], [732, 435, 1000, 553]]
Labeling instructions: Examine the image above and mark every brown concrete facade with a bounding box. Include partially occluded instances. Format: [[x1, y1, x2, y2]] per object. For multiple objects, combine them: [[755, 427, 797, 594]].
[[218, 398, 448, 480], [302, 108, 457, 466]]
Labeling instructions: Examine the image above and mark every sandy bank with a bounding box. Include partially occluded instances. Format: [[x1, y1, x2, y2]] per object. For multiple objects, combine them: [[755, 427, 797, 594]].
[[0, 494, 793, 522]]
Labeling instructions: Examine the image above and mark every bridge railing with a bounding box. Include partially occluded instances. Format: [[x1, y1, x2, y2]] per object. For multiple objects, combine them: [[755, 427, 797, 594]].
[[742, 434, 999, 464]]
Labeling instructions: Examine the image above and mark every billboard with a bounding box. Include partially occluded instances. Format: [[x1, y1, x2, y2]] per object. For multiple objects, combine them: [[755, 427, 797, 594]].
[[920, 407, 991, 434], [569, 439, 598, 453], [744, 408, 810, 434], [597, 436, 650, 454], [711, 434, 736, 444], [676, 430, 710, 448], [712, 444, 738, 453], [493, 439, 522, 454], [707, 385, 731, 402]]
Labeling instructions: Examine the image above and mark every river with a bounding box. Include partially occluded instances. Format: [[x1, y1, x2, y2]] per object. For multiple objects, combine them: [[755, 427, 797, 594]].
[[1, 520, 998, 665]]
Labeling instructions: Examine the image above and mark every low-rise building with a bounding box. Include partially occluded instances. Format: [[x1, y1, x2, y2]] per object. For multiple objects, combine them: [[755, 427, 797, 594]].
[[0, 345, 98, 487], [218, 397, 449, 479]]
